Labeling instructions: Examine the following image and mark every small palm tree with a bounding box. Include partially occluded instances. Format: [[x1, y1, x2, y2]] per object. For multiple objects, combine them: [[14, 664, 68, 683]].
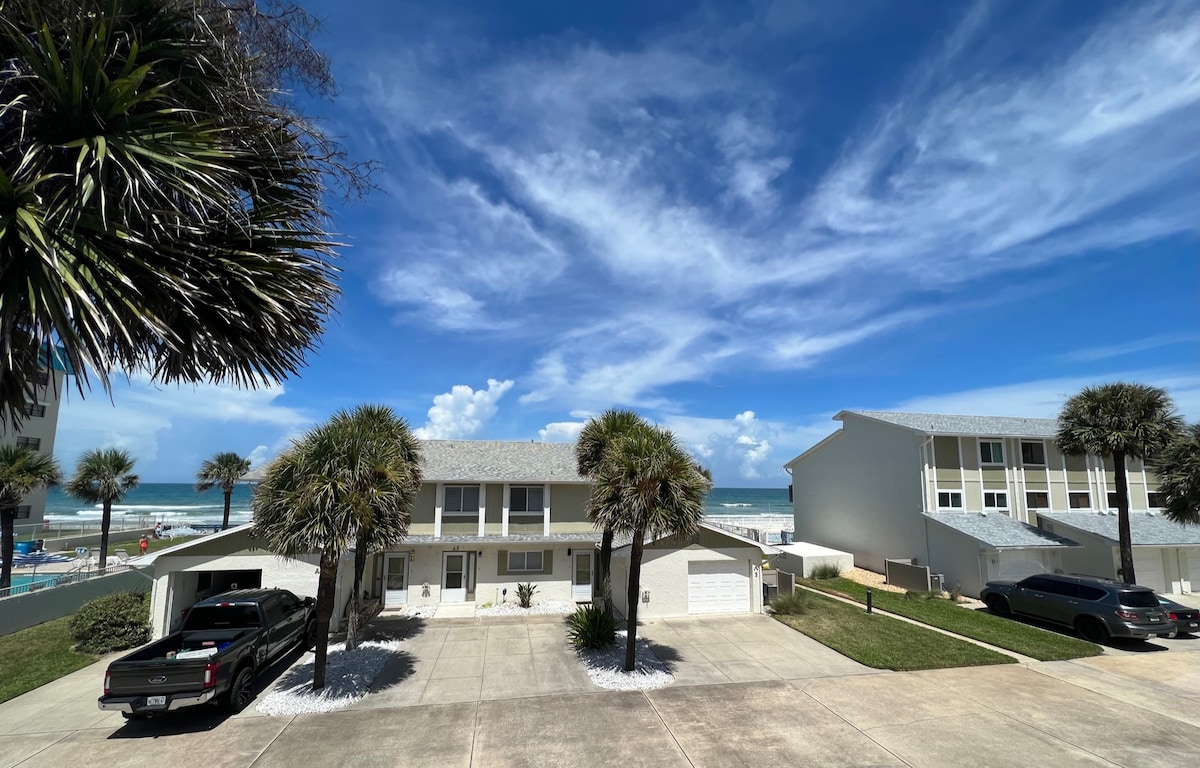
[[1150, 423, 1200, 526], [1056, 383, 1183, 585], [195, 453, 253, 531], [0, 446, 63, 590], [576, 409, 649, 617], [252, 405, 420, 688], [590, 424, 711, 671], [65, 448, 139, 570]]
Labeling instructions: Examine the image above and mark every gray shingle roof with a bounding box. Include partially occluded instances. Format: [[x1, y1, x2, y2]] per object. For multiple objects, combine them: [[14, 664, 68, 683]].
[[403, 533, 601, 545], [843, 410, 1059, 437], [418, 440, 585, 483], [1038, 511, 1200, 546], [924, 512, 1081, 549]]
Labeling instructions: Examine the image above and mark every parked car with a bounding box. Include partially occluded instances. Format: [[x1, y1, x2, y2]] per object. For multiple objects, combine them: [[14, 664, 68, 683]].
[[980, 573, 1175, 643], [1156, 595, 1200, 635], [98, 589, 316, 718]]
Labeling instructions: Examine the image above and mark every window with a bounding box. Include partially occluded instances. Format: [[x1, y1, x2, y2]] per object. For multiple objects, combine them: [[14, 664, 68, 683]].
[[1068, 492, 1090, 509], [937, 490, 963, 509], [1106, 492, 1121, 509], [1078, 585, 1106, 601], [1, 505, 31, 520], [1147, 492, 1164, 508], [33, 370, 49, 385], [24, 403, 46, 418], [983, 491, 1008, 511], [1019, 576, 1054, 592], [1118, 590, 1159, 608], [507, 551, 543, 572], [509, 486, 544, 514], [15, 437, 39, 450], [443, 485, 480, 515], [1020, 441, 1046, 465], [979, 440, 1004, 465], [1026, 492, 1050, 509]]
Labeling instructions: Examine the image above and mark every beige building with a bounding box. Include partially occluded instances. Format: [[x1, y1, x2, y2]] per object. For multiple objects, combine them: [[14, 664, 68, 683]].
[[788, 410, 1197, 597], [1, 349, 69, 534]]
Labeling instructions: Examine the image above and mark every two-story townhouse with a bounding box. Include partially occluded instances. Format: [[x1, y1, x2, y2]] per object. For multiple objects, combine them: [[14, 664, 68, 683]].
[[1, 348, 70, 534], [787, 411, 1200, 597]]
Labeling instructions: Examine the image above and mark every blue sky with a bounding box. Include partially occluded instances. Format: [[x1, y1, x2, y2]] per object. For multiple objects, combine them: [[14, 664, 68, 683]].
[[55, 0, 1199, 486]]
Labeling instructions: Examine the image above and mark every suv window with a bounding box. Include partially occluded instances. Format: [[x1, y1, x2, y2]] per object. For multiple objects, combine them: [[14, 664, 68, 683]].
[[1018, 576, 1055, 592], [1117, 591, 1159, 608], [1077, 585, 1107, 601], [1040, 580, 1078, 598]]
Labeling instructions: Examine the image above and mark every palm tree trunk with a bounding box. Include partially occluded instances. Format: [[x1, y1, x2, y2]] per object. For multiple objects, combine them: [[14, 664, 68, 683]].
[[1113, 450, 1136, 585], [221, 489, 232, 531], [624, 529, 645, 672], [346, 528, 369, 651], [99, 500, 111, 569], [0, 507, 14, 591], [599, 526, 614, 617], [311, 551, 340, 691]]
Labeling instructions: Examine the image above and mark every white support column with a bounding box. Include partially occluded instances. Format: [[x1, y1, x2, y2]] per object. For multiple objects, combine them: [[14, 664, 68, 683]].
[[502, 484, 510, 537], [478, 483, 486, 538], [543, 484, 551, 537], [434, 484, 443, 538]]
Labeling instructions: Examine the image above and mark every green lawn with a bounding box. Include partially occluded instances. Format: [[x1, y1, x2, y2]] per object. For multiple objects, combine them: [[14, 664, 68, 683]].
[[0, 617, 98, 704], [773, 591, 1014, 670], [801, 578, 1102, 661]]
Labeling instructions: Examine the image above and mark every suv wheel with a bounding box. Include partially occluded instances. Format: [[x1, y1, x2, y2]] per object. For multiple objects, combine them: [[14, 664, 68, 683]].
[[984, 595, 1010, 617], [1075, 616, 1109, 644]]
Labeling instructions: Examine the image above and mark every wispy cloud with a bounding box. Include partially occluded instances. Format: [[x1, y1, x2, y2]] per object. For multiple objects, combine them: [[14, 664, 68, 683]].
[[1059, 334, 1197, 363]]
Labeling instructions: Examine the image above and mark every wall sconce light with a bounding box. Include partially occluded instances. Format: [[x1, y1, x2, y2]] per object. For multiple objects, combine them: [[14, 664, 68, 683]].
[[567, 548, 573, 556], [641, 590, 650, 604], [477, 550, 483, 556]]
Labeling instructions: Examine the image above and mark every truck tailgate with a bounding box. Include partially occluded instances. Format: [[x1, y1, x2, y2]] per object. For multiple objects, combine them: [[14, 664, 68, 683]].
[[107, 660, 209, 697]]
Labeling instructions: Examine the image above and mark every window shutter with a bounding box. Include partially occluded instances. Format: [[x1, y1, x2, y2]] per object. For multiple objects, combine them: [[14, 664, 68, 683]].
[[542, 549, 553, 575], [498, 550, 508, 576]]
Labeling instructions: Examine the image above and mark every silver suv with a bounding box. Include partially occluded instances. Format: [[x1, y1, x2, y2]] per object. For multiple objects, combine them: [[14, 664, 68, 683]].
[[980, 573, 1175, 643]]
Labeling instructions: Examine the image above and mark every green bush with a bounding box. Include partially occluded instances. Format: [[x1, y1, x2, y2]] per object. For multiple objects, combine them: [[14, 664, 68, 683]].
[[770, 590, 811, 615], [566, 604, 616, 649], [70, 591, 150, 654], [809, 562, 843, 580], [516, 582, 538, 609]]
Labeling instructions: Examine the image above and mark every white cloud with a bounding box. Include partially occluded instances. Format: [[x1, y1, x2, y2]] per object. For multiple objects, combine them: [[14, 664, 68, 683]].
[[537, 421, 585, 441], [414, 379, 515, 439], [664, 410, 824, 483], [247, 444, 270, 468]]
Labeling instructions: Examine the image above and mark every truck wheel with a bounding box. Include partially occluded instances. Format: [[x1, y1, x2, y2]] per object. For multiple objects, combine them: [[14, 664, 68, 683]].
[[1075, 617, 1109, 644], [222, 665, 255, 714], [304, 621, 317, 651]]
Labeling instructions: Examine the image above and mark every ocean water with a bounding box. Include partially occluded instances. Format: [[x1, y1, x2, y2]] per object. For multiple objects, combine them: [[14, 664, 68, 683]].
[[46, 484, 789, 526]]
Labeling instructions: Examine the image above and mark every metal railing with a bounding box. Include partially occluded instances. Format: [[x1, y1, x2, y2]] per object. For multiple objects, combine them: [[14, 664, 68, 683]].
[[13, 517, 160, 542], [0, 563, 131, 601]]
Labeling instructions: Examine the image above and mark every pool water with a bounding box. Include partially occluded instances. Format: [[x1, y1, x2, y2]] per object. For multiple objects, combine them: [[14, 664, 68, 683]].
[[7, 574, 56, 588]]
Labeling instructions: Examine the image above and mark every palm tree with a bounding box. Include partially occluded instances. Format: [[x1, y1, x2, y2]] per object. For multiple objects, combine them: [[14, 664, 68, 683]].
[[0, 446, 62, 590], [590, 424, 711, 671], [0, 0, 357, 428], [195, 453, 253, 531], [576, 409, 649, 617], [252, 405, 420, 688], [1056, 383, 1183, 585], [1150, 423, 1200, 526], [65, 448, 139, 570]]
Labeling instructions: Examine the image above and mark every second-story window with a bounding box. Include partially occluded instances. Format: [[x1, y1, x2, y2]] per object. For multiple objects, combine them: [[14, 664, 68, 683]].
[[983, 492, 1009, 513], [25, 402, 46, 418], [1026, 492, 1050, 509], [16, 437, 40, 450], [1020, 441, 1046, 465], [937, 490, 963, 509], [1068, 492, 1090, 509], [979, 440, 1004, 465], [443, 485, 480, 515], [510, 486, 544, 513], [1147, 492, 1163, 508]]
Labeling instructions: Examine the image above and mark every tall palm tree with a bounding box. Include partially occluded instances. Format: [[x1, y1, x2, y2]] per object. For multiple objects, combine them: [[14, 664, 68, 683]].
[[590, 424, 711, 671], [0, 446, 62, 590], [65, 448, 139, 570], [195, 453, 253, 531], [1056, 383, 1183, 585], [1150, 423, 1200, 526], [0, 0, 351, 428], [576, 409, 649, 617], [252, 405, 419, 689]]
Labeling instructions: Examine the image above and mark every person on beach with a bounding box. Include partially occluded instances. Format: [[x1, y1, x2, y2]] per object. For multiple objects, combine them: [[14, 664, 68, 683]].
[[139, 536, 149, 555], [154, 522, 163, 539]]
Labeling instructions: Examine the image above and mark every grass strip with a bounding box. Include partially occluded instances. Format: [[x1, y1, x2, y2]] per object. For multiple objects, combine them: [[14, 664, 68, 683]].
[[802, 578, 1102, 661], [774, 591, 1014, 670], [0, 616, 97, 703]]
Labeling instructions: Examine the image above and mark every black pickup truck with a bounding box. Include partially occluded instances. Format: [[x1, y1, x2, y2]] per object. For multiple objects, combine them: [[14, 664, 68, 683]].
[[98, 588, 316, 717]]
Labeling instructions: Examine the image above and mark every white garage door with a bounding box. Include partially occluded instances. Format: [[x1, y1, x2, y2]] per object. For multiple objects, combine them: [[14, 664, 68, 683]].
[[1132, 550, 1166, 592], [995, 551, 1050, 582], [1185, 550, 1200, 592], [687, 561, 749, 615]]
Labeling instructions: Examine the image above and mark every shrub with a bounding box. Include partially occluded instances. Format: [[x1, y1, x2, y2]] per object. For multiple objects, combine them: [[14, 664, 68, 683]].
[[567, 604, 616, 649], [516, 582, 538, 609], [809, 562, 843, 580], [70, 591, 150, 654], [770, 590, 811, 615]]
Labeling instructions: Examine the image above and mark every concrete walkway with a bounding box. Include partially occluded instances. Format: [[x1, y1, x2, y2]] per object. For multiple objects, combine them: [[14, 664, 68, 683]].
[[2, 615, 1198, 767]]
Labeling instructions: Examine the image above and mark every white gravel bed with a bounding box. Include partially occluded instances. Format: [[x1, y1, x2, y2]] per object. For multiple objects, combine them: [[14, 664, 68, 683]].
[[580, 631, 674, 690], [476, 600, 575, 616], [256, 640, 402, 715], [397, 604, 437, 619]]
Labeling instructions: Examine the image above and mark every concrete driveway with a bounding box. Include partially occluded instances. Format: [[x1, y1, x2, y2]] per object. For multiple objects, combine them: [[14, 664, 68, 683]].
[[2, 614, 1199, 767]]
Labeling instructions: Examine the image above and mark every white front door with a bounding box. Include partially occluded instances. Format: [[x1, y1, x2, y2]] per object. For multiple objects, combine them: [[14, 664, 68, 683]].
[[442, 552, 467, 603], [384, 554, 409, 608], [572, 551, 593, 602]]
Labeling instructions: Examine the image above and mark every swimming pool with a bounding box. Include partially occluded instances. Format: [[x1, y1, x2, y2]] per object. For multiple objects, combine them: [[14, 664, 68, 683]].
[[6, 574, 57, 588]]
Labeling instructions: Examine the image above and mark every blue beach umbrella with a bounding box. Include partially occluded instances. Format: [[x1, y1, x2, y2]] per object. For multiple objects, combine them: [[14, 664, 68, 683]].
[[13, 550, 71, 579]]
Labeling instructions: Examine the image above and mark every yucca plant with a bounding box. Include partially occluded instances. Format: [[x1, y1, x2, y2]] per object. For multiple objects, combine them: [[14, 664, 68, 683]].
[[769, 590, 810, 616], [809, 562, 842, 580], [516, 582, 538, 609], [567, 604, 616, 649]]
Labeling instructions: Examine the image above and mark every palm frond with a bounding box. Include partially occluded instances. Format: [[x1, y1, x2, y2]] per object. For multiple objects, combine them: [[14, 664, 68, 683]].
[[1055, 383, 1183, 460], [195, 451, 252, 493], [1148, 423, 1200, 525], [64, 447, 139, 505]]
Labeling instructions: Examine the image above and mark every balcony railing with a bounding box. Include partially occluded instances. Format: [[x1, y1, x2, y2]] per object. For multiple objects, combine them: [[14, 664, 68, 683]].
[[0, 563, 131, 601]]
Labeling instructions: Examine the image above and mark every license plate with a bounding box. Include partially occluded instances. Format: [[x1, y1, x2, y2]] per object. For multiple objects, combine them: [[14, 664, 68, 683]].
[[146, 695, 166, 707], [1188, 622, 1199, 629]]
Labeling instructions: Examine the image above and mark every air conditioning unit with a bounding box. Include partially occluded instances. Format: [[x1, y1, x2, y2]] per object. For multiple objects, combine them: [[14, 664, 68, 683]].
[[929, 573, 945, 592]]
